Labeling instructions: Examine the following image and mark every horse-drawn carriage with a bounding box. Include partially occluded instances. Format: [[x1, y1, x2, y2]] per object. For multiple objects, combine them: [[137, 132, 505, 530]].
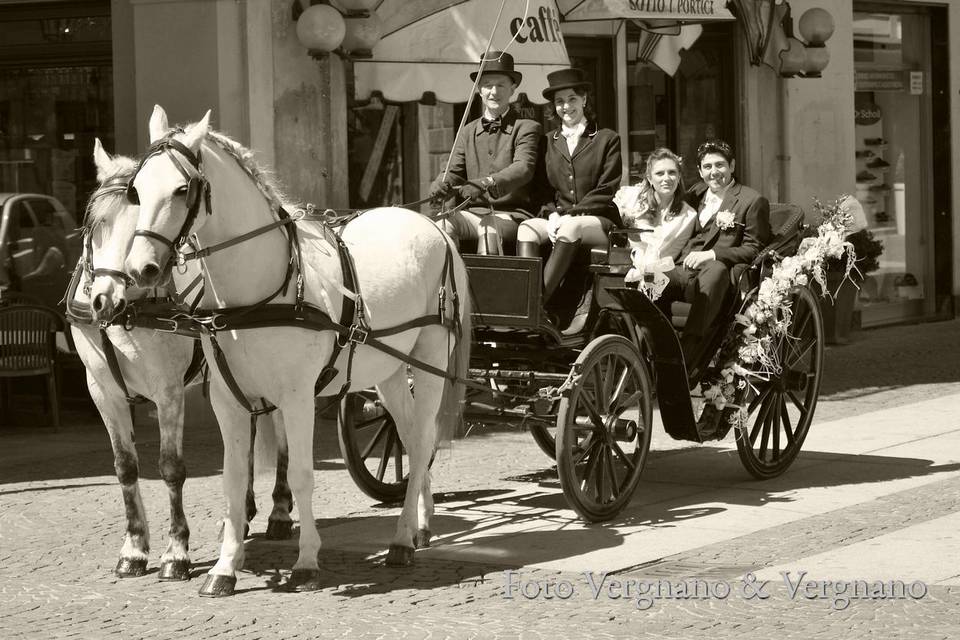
[[69, 109, 826, 595], [337, 202, 824, 522]]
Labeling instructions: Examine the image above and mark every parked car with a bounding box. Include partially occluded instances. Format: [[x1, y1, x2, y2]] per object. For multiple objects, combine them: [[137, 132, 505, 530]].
[[0, 193, 83, 310]]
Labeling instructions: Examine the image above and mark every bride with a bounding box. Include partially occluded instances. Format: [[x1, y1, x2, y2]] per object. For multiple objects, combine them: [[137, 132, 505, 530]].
[[615, 148, 697, 296]]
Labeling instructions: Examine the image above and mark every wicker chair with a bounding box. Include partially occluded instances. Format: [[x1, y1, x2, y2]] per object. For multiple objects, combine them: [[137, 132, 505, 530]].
[[0, 304, 62, 429]]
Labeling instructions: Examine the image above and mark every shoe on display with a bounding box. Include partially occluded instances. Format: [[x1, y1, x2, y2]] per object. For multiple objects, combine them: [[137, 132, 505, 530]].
[[874, 212, 890, 223], [866, 158, 891, 169], [855, 150, 875, 159], [855, 170, 878, 182], [864, 137, 889, 147]]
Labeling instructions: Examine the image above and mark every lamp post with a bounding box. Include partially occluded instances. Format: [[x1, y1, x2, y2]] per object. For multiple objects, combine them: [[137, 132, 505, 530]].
[[293, 0, 383, 60], [777, 5, 835, 202], [779, 5, 835, 78]]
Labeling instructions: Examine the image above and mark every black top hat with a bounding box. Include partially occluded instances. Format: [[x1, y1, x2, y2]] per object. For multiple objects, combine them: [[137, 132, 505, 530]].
[[541, 68, 592, 100], [470, 50, 522, 85]]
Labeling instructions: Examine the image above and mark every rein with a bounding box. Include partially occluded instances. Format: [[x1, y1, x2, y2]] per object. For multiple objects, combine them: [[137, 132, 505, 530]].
[[126, 132, 471, 430]]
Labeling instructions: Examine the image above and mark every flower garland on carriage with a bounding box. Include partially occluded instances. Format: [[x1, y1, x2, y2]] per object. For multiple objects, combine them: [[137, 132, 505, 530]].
[[616, 189, 858, 435]]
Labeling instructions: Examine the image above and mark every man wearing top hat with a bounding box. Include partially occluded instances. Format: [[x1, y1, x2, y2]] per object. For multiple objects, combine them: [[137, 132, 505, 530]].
[[428, 50, 541, 255]]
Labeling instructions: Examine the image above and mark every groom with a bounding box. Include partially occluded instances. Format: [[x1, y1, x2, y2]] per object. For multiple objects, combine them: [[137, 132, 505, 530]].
[[660, 140, 771, 371]]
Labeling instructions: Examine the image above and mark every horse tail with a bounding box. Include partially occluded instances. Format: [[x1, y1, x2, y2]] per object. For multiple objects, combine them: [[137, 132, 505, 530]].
[[436, 242, 471, 448], [253, 412, 282, 472]]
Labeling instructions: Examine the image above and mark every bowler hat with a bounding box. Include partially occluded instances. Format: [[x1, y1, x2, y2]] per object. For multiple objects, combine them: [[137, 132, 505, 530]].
[[470, 50, 522, 85], [542, 68, 592, 100]]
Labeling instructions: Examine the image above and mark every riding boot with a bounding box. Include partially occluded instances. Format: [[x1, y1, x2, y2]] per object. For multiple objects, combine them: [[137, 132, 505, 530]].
[[542, 239, 581, 304], [517, 241, 541, 259]]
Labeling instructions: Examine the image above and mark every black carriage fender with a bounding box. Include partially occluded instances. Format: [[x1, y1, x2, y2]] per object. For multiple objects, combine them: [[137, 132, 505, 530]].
[[604, 287, 701, 443]]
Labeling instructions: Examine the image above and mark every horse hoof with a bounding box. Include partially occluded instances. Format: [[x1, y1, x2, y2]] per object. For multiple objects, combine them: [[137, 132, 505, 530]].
[[265, 519, 293, 540], [198, 574, 236, 597], [115, 557, 148, 578], [158, 559, 191, 582], [413, 529, 432, 549], [385, 544, 415, 567], [287, 569, 323, 592]]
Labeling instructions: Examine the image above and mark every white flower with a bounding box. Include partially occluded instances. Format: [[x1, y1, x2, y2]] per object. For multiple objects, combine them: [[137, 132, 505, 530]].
[[715, 210, 737, 230], [613, 185, 645, 226]]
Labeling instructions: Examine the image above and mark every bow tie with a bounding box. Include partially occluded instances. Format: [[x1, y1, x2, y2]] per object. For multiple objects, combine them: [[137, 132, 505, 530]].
[[481, 118, 501, 134]]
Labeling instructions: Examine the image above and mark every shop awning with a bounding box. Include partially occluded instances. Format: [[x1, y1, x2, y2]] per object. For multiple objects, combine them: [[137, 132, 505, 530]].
[[355, 0, 570, 104], [354, 0, 739, 102]]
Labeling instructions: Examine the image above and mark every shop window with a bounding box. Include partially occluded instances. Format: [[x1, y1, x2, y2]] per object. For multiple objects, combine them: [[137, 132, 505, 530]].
[[0, 3, 112, 219], [624, 23, 735, 186], [853, 5, 940, 325]]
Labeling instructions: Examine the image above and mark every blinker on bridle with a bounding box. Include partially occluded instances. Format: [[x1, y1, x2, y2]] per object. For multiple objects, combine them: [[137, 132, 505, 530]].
[[127, 133, 211, 263]]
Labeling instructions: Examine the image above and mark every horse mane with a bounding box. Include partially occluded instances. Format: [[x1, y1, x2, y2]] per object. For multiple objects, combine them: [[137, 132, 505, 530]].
[[84, 156, 138, 229], [204, 130, 293, 210]]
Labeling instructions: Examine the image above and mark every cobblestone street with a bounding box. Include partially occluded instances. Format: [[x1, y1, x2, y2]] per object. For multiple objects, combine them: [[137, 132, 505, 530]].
[[2, 320, 959, 639]]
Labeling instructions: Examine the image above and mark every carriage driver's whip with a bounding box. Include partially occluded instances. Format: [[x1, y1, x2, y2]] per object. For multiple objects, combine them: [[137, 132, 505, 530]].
[[440, 0, 532, 185]]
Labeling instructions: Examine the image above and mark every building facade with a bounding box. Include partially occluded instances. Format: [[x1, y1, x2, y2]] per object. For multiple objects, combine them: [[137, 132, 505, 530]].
[[0, 0, 955, 327]]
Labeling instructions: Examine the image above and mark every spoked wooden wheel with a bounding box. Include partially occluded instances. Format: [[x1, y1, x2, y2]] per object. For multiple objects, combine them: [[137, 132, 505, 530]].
[[338, 389, 408, 502], [529, 421, 558, 460], [556, 335, 653, 522], [735, 286, 824, 479]]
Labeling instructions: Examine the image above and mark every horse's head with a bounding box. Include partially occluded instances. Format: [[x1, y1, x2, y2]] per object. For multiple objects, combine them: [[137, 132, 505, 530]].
[[85, 138, 139, 323], [125, 105, 211, 288]]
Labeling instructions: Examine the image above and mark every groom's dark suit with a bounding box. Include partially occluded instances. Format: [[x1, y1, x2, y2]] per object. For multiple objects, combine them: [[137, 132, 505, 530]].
[[660, 180, 771, 361]]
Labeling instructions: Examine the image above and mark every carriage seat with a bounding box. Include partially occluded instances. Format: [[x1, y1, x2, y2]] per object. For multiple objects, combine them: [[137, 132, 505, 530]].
[[591, 203, 806, 331]]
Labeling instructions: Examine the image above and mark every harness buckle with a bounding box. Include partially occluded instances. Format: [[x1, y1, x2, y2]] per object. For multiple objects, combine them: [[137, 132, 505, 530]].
[[344, 324, 369, 346], [155, 317, 180, 333], [175, 251, 189, 273]]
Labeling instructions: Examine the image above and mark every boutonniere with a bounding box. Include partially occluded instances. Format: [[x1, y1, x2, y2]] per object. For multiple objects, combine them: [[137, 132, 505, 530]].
[[715, 210, 741, 230]]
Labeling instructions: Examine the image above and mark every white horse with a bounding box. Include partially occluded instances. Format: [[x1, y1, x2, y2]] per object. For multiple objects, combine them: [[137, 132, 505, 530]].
[[123, 106, 470, 596], [69, 140, 294, 582]]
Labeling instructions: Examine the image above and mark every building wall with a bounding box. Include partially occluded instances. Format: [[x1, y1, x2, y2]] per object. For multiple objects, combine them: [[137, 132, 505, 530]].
[[113, 0, 347, 208], [750, 0, 957, 307], [774, 0, 857, 213]]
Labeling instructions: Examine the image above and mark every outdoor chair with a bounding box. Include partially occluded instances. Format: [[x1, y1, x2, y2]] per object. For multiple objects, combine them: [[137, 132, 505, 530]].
[[0, 304, 62, 429], [0, 291, 45, 307]]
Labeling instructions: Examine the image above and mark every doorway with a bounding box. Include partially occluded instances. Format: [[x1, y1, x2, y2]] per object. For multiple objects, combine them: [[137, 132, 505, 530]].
[[852, 2, 951, 326]]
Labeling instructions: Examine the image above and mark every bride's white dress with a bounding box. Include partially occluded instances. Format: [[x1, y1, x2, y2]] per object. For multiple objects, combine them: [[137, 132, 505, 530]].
[[622, 199, 698, 300]]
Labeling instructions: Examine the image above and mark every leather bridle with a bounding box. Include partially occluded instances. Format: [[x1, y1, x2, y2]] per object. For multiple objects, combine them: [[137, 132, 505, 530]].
[[81, 177, 137, 294], [127, 133, 211, 270]]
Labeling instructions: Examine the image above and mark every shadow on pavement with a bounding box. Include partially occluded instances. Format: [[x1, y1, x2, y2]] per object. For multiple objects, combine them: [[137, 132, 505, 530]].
[[820, 319, 960, 397]]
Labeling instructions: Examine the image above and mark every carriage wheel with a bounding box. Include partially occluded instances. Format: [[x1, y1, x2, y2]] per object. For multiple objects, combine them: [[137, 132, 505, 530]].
[[529, 422, 558, 459], [556, 335, 653, 522], [337, 390, 409, 502], [735, 285, 824, 479]]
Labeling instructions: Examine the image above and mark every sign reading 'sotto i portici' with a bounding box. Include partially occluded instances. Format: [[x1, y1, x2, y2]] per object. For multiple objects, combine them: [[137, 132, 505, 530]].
[[561, 0, 735, 22]]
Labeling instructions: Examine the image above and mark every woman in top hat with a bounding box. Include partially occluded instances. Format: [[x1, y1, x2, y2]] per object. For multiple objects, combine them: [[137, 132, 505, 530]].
[[518, 67, 622, 328], [427, 50, 542, 255]]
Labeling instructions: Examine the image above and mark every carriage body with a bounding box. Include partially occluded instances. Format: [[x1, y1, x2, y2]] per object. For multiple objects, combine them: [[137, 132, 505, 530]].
[[339, 203, 825, 523]]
